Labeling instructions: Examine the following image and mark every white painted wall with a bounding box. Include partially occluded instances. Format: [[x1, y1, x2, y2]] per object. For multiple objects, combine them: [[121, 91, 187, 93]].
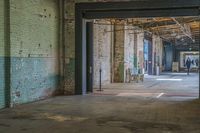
[[93, 21, 112, 87], [124, 26, 134, 81]]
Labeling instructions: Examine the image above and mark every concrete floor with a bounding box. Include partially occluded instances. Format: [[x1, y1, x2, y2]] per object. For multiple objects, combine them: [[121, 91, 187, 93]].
[[94, 72, 199, 101], [0, 72, 199, 133]]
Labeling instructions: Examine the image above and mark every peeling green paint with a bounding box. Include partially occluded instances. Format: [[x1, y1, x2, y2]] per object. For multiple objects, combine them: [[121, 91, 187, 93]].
[[0, 58, 6, 109], [11, 57, 59, 105], [10, 0, 59, 58], [0, 0, 6, 109], [0, 0, 61, 107], [9, 0, 60, 105]]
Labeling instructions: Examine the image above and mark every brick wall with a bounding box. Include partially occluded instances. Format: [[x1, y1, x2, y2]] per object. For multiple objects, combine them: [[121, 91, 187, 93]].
[[64, 0, 164, 93], [64, 0, 97, 94], [137, 33, 144, 73], [152, 34, 163, 74], [113, 24, 125, 82], [9, 0, 60, 106], [93, 20, 112, 87], [124, 26, 134, 82]]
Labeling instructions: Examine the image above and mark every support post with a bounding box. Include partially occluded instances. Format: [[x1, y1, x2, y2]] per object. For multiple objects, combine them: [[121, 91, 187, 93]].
[[99, 68, 102, 91], [199, 7, 200, 99], [4, 0, 11, 108]]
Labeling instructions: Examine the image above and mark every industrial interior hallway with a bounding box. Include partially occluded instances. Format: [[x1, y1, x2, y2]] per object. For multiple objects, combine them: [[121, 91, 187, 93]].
[[0, 73, 199, 133]]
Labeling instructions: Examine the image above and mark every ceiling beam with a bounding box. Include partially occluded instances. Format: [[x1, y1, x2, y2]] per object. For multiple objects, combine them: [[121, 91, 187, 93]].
[[171, 17, 193, 41]]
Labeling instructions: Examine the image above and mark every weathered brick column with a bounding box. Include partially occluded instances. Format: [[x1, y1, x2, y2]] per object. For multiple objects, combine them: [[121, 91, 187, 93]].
[[113, 24, 124, 82]]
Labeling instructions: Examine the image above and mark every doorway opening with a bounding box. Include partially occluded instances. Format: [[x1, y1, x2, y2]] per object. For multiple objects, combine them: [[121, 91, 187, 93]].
[[75, 1, 200, 100], [89, 17, 199, 100]]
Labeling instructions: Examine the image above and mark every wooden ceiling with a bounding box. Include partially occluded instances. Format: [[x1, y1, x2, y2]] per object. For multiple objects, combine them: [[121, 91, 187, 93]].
[[95, 16, 200, 50], [129, 17, 199, 50]]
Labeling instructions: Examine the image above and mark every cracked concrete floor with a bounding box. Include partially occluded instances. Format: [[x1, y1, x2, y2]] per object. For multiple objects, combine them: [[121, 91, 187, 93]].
[[0, 72, 199, 133], [0, 96, 199, 133]]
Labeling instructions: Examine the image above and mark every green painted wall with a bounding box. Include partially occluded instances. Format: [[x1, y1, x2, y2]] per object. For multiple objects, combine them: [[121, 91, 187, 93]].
[[0, 0, 6, 109], [0, 0, 4, 57], [9, 0, 60, 106], [113, 25, 124, 82], [10, 0, 59, 58]]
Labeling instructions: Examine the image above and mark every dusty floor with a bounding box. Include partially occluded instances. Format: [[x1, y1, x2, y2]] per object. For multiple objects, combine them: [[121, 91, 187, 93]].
[[94, 72, 199, 100], [0, 72, 199, 133]]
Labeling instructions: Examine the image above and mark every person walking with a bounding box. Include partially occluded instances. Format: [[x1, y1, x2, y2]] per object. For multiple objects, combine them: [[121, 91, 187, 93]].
[[186, 57, 191, 75]]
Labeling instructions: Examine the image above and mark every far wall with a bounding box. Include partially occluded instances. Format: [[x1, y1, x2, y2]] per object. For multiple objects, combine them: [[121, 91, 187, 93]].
[[180, 51, 199, 68], [93, 20, 164, 86]]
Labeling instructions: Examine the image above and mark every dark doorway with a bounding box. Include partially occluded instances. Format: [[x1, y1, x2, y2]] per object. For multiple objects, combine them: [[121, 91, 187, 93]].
[[143, 39, 148, 74], [143, 38, 153, 75], [86, 22, 94, 93], [164, 42, 174, 71]]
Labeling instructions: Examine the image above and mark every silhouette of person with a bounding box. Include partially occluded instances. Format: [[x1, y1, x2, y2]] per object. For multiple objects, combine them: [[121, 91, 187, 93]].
[[195, 59, 199, 67], [185, 57, 191, 75]]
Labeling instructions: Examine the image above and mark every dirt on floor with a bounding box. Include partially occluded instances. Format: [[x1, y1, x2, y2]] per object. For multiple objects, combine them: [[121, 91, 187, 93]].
[[0, 95, 199, 133]]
